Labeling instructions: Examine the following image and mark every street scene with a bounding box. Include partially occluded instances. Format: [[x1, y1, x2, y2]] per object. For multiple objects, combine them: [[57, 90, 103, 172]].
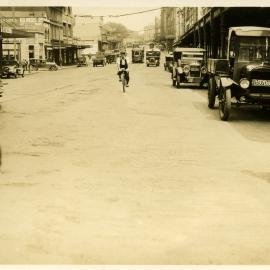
[[1, 5, 270, 265]]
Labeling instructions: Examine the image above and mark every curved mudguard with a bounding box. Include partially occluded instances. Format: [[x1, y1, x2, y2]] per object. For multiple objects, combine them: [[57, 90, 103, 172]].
[[177, 67, 183, 74], [216, 76, 235, 89]]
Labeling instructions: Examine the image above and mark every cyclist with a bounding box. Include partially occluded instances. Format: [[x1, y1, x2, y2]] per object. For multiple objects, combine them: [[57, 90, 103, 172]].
[[117, 51, 130, 87]]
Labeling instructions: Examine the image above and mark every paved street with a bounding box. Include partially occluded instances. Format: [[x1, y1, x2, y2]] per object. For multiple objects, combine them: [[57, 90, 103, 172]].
[[1, 56, 270, 264]]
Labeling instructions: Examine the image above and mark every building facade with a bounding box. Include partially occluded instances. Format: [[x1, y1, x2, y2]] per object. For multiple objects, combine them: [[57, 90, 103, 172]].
[[0, 6, 77, 65], [143, 24, 155, 43], [176, 7, 270, 58], [154, 16, 161, 42], [160, 7, 177, 51]]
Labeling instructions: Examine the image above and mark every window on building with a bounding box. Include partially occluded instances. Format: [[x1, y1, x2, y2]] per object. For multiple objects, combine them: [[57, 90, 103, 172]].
[[29, 45, 34, 59]]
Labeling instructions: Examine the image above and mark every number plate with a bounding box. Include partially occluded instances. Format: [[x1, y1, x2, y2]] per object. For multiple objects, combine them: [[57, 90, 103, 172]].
[[252, 79, 270, 87], [190, 67, 199, 71]]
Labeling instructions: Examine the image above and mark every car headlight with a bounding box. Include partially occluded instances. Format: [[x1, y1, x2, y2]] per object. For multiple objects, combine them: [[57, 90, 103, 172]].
[[240, 78, 250, 89], [183, 65, 190, 74], [201, 66, 207, 74]]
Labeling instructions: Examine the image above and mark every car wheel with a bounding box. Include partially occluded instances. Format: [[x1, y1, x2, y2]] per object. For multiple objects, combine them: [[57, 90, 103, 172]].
[[176, 75, 181, 88], [219, 87, 231, 121], [208, 76, 216, 109]]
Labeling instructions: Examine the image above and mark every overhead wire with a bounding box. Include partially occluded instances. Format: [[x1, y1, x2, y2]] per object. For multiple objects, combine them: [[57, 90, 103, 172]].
[[75, 7, 161, 18]]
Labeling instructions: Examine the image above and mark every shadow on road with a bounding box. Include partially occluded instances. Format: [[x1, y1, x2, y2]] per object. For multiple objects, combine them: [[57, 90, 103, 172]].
[[193, 96, 270, 143]]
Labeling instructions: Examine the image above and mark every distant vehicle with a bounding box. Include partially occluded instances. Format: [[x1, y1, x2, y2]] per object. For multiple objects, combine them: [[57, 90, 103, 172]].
[[92, 52, 106, 67], [164, 53, 174, 72], [132, 48, 144, 63], [104, 50, 117, 64], [208, 26, 270, 121], [29, 58, 59, 71], [1, 60, 24, 78], [145, 49, 160, 67], [77, 56, 88, 67], [171, 47, 208, 88]]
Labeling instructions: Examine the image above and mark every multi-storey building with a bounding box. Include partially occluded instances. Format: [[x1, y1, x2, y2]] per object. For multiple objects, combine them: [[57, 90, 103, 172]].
[[73, 16, 104, 53], [154, 16, 161, 42], [160, 7, 177, 51], [176, 7, 270, 58], [143, 24, 155, 43], [0, 7, 77, 65]]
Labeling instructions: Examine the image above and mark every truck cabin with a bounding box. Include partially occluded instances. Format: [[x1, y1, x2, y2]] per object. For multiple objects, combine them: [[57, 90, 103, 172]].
[[226, 27, 270, 81]]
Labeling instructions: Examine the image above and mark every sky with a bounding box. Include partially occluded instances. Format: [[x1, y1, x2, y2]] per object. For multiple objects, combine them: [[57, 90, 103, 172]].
[[73, 7, 161, 32]]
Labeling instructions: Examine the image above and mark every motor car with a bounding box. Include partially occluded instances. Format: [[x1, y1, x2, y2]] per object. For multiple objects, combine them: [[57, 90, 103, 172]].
[[146, 49, 160, 67], [164, 53, 174, 72], [92, 52, 106, 67], [104, 50, 117, 64], [171, 47, 208, 88], [132, 48, 144, 63], [29, 58, 59, 71], [77, 56, 88, 67], [207, 26, 270, 121], [1, 60, 24, 78]]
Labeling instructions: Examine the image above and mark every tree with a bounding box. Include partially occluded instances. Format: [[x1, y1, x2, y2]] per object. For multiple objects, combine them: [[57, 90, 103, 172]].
[[102, 22, 130, 41]]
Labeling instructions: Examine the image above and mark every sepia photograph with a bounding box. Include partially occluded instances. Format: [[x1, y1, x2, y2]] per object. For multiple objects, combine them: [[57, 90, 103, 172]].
[[0, 0, 270, 266]]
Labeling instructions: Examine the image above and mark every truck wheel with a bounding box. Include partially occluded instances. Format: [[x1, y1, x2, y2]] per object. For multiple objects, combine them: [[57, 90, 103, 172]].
[[176, 75, 181, 88], [208, 77, 216, 109], [219, 87, 231, 121]]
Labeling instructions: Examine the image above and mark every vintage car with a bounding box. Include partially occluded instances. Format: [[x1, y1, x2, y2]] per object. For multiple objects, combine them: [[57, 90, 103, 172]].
[[132, 48, 144, 63], [92, 52, 106, 67], [77, 56, 88, 67], [146, 49, 160, 67], [29, 58, 58, 71], [164, 53, 174, 72], [104, 50, 117, 64], [207, 26, 270, 121], [0, 79, 5, 97], [1, 60, 24, 78], [171, 47, 208, 88]]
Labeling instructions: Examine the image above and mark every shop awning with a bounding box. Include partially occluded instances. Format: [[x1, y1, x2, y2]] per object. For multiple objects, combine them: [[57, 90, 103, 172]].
[[2, 28, 35, 38]]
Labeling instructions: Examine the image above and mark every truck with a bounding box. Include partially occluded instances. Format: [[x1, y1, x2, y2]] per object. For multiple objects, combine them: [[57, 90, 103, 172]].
[[207, 26, 270, 121]]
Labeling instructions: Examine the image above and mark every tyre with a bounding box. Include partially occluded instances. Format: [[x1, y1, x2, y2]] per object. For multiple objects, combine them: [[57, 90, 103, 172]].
[[219, 87, 231, 121], [172, 79, 176, 87], [14, 73, 17, 79], [208, 76, 216, 109], [147, 64, 149, 67], [121, 73, 126, 93], [176, 74, 181, 88]]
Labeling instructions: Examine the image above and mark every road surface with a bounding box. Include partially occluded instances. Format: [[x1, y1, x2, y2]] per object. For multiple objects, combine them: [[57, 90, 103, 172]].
[[1, 59, 270, 264]]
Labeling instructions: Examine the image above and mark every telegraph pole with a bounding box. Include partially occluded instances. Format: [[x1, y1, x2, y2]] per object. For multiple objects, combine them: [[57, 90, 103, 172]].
[[0, 21, 3, 77]]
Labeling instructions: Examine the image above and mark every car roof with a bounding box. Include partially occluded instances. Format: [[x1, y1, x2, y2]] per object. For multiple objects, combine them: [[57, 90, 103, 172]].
[[229, 26, 270, 37], [173, 47, 206, 52]]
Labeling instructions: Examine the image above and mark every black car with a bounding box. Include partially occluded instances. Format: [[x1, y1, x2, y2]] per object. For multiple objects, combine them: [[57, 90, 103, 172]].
[[208, 26, 270, 120], [1, 60, 24, 78]]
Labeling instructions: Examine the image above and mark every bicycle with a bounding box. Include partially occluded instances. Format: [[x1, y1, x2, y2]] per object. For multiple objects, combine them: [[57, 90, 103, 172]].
[[119, 68, 127, 93]]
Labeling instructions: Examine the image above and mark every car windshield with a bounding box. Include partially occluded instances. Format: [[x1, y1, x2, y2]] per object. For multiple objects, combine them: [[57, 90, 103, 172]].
[[146, 51, 160, 56], [182, 52, 204, 61], [238, 36, 270, 62]]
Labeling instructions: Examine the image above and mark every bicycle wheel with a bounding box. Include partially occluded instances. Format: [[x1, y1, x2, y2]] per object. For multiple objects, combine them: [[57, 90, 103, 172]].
[[121, 73, 126, 93]]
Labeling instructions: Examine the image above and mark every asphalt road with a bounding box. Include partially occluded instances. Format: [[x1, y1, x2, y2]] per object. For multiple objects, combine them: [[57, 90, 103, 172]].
[[1, 57, 270, 264]]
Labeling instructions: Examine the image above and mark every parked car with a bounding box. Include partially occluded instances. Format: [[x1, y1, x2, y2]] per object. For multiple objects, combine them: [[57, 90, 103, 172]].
[[146, 49, 160, 67], [77, 56, 88, 67], [29, 58, 59, 71], [132, 48, 144, 63], [207, 26, 270, 121], [105, 50, 117, 64], [1, 60, 24, 78], [164, 53, 174, 72], [92, 52, 106, 67], [171, 47, 208, 88]]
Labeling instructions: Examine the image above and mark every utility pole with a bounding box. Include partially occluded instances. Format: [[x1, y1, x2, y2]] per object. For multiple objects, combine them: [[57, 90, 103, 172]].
[[0, 21, 2, 77]]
